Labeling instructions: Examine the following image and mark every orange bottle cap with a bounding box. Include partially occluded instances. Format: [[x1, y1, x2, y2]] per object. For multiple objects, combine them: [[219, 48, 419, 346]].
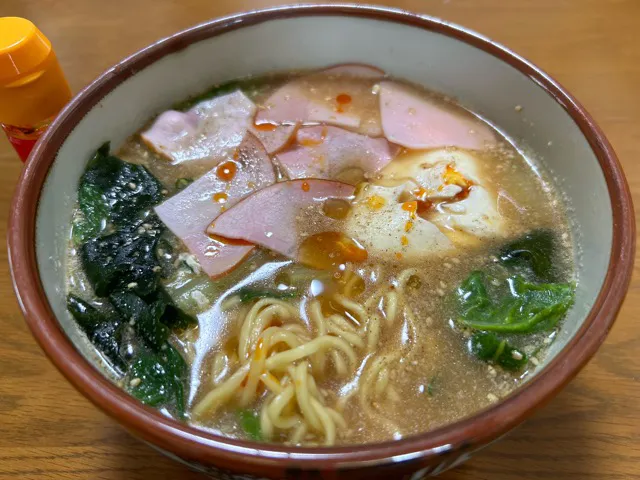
[[0, 17, 71, 127], [0, 17, 52, 85]]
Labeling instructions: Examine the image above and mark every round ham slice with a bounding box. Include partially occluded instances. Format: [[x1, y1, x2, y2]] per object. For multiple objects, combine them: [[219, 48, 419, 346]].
[[155, 132, 276, 278], [379, 81, 495, 150], [207, 179, 355, 258], [276, 126, 397, 182]]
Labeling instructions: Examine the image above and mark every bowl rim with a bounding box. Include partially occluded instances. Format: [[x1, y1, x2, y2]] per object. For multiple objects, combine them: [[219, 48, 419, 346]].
[[7, 3, 635, 472]]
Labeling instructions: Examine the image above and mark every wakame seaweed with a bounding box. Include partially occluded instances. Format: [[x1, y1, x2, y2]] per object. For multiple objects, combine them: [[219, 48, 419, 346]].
[[80, 215, 164, 298], [127, 344, 187, 417], [73, 142, 164, 244], [68, 144, 193, 417], [67, 295, 126, 371]]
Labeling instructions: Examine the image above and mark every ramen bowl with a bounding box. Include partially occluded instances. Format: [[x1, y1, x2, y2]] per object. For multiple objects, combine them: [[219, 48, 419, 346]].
[[8, 4, 634, 479]]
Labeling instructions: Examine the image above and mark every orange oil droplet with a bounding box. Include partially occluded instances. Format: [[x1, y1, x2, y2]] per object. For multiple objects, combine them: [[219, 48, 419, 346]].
[[401, 235, 409, 246], [404, 220, 414, 233], [298, 232, 368, 270], [395, 252, 404, 260], [213, 192, 228, 204], [336, 93, 352, 104], [301, 181, 310, 192], [216, 161, 237, 182], [254, 121, 277, 131], [413, 187, 428, 201], [232, 149, 240, 160], [208, 233, 253, 247], [366, 195, 386, 210], [322, 198, 351, 219], [402, 200, 418, 218], [443, 164, 472, 189]]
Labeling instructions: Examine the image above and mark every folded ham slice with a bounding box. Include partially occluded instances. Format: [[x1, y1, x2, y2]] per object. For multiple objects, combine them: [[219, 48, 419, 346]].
[[379, 81, 495, 150], [141, 90, 256, 165], [207, 179, 355, 258], [276, 126, 396, 182], [155, 133, 275, 278]]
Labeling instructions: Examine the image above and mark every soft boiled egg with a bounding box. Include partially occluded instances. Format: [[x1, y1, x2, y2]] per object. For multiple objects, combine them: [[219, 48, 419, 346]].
[[345, 149, 506, 261]]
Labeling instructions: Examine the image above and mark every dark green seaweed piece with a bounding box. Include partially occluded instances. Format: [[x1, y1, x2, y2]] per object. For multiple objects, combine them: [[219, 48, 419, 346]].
[[499, 230, 557, 282], [156, 286, 198, 331], [80, 215, 164, 297], [72, 182, 110, 243], [469, 331, 528, 371], [67, 295, 125, 371], [109, 290, 169, 351], [456, 271, 574, 333], [127, 344, 187, 417], [237, 409, 262, 441], [236, 288, 299, 303], [80, 143, 164, 228]]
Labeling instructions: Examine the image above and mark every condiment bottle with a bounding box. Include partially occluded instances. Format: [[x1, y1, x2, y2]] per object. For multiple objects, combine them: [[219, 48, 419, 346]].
[[0, 17, 72, 162]]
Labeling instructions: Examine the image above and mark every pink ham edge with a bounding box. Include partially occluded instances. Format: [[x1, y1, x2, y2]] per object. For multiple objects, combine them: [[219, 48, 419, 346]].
[[276, 126, 397, 180], [155, 132, 276, 278], [321, 63, 386, 79], [140, 90, 256, 164], [249, 124, 297, 154], [207, 179, 355, 258], [379, 81, 495, 150]]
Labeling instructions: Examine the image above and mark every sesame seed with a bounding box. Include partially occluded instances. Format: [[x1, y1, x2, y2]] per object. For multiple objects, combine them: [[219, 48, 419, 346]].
[[531, 357, 540, 366], [152, 266, 162, 273], [487, 393, 499, 402], [515, 105, 523, 112], [425, 316, 434, 327], [511, 350, 524, 360], [436, 288, 445, 297], [488, 366, 497, 377], [129, 378, 141, 387], [127, 282, 138, 289], [128, 182, 137, 189]]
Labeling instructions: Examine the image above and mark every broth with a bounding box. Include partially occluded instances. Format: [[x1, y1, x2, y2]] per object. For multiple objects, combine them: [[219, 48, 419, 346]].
[[66, 64, 574, 446]]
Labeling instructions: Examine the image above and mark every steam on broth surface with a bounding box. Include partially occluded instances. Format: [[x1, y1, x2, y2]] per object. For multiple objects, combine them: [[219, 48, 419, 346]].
[[66, 64, 575, 446]]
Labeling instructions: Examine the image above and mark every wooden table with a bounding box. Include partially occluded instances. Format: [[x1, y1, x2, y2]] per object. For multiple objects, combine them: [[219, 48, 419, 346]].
[[1, 1, 638, 478]]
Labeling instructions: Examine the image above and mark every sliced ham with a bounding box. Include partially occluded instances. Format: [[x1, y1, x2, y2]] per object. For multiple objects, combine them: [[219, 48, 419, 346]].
[[379, 81, 495, 150], [255, 64, 385, 135], [207, 180, 355, 258], [141, 90, 256, 165], [276, 126, 396, 182], [155, 133, 275, 278], [321, 63, 386, 79], [249, 123, 296, 154], [255, 83, 360, 130]]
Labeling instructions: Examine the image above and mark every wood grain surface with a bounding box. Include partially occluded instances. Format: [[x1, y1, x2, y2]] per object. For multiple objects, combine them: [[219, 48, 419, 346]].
[[0, 1, 638, 479]]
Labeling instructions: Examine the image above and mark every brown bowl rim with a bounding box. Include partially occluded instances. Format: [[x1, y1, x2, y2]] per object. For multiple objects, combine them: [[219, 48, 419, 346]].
[[7, 3, 635, 472]]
